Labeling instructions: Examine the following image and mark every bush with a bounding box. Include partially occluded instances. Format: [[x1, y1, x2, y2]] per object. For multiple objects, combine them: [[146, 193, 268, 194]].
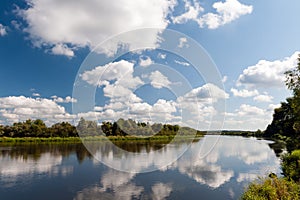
[[281, 150, 300, 182], [242, 176, 300, 200]]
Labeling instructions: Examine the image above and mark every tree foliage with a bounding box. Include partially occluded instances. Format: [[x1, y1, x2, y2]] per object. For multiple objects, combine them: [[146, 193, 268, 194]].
[[0, 118, 201, 138], [264, 54, 300, 151], [285, 54, 300, 95], [281, 150, 300, 182], [242, 55, 300, 200]]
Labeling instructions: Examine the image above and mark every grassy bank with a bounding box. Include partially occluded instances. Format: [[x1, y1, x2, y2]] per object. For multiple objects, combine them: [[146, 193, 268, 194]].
[[0, 135, 203, 144], [0, 136, 83, 143]]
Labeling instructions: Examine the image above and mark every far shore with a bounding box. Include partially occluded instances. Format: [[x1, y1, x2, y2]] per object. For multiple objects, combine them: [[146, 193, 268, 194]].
[[0, 134, 204, 144]]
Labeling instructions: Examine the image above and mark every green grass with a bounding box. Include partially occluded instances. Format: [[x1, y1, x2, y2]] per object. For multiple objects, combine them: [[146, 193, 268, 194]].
[[0, 135, 203, 144], [0, 136, 83, 143]]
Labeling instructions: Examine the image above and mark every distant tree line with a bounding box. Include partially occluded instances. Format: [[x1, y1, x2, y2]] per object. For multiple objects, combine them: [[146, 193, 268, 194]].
[[0, 119, 78, 138], [76, 118, 203, 137], [0, 117, 203, 138], [220, 130, 263, 137]]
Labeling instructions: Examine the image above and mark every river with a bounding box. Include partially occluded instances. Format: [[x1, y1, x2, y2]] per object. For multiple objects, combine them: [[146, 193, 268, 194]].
[[0, 135, 282, 200]]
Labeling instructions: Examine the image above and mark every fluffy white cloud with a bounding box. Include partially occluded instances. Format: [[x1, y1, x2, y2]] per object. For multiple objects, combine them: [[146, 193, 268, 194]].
[[172, 0, 252, 29], [178, 37, 189, 48], [51, 44, 74, 57], [0, 96, 72, 124], [153, 99, 177, 113], [198, 0, 253, 29], [80, 61, 180, 124], [32, 93, 40, 97], [230, 88, 259, 97], [149, 71, 172, 89], [18, 0, 176, 56], [81, 60, 143, 89], [237, 51, 300, 88], [268, 103, 280, 111], [174, 60, 190, 66], [139, 56, 153, 67], [253, 94, 273, 103], [176, 83, 227, 129], [80, 60, 228, 129], [172, 0, 203, 24], [179, 83, 229, 103], [0, 24, 7, 36], [51, 95, 77, 103], [237, 104, 265, 116], [223, 103, 272, 130]]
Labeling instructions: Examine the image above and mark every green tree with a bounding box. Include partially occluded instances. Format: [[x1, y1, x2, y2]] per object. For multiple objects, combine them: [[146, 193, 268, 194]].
[[285, 54, 300, 94], [284, 54, 300, 132], [101, 121, 113, 136], [264, 54, 300, 149], [0, 125, 3, 136], [51, 122, 78, 137], [264, 100, 295, 138]]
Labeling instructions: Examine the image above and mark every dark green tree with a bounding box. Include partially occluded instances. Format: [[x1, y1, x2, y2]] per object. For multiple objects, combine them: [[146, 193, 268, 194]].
[[50, 122, 78, 137], [264, 54, 300, 151]]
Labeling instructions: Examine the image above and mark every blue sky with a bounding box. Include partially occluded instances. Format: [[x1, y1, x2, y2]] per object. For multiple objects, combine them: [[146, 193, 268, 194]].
[[0, 0, 299, 130]]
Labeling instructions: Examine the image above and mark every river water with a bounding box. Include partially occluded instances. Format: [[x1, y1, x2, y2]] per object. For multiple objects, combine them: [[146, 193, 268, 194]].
[[0, 135, 281, 200]]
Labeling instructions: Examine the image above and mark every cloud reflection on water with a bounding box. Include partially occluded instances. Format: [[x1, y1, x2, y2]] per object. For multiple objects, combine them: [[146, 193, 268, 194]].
[[0, 136, 281, 199], [74, 136, 280, 199]]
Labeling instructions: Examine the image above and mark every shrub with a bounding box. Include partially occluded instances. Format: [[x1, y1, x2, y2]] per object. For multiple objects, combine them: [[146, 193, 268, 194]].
[[242, 176, 300, 200], [281, 150, 300, 182]]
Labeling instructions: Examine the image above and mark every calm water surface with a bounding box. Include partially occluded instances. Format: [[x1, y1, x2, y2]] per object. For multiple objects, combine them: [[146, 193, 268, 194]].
[[0, 135, 282, 200]]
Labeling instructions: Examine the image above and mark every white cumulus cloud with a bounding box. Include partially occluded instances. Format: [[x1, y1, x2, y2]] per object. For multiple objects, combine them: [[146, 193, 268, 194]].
[[172, 0, 253, 29], [149, 70, 172, 89], [253, 94, 273, 103], [81, 60, 143, 88], [198, 0, 253, 29], [0, 96, 72, 124], [18, 0, 176, 57], [172, 0, 203, 24], [51, 95, 77, 103], [139, 56, 153, 67], [231, 88, 259, 97], [32, 93, 40, 97], [174, 60, 190, 66], [237, 51, 300, 88], [51, 44, 74, 57], [179, 83, 229, 103], [237, 104, 265, 116]]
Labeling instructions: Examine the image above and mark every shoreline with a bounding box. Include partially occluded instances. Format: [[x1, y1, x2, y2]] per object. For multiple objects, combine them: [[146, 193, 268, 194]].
[[0, 135, 203, 144]]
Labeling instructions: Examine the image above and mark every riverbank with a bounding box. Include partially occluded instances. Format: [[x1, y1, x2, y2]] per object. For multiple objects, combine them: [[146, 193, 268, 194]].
[[0, 135, 203, 144]]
